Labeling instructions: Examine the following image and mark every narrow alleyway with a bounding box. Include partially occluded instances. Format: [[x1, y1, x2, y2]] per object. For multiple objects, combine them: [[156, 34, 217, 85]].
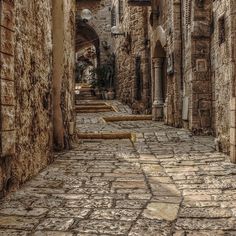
[[0, 100, 236, 235]]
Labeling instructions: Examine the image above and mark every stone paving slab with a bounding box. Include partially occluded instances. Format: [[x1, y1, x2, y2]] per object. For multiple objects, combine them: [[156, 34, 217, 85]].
[[0, 100, 235, 235]]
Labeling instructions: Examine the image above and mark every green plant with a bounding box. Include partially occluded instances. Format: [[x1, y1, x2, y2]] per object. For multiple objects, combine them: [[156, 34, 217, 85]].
[[91, 64, 114, 89]]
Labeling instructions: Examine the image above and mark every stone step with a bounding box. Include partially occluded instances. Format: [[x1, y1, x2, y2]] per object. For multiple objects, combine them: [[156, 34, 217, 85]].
[[77, 132, 136, 141], [103, 115, 153, 122]]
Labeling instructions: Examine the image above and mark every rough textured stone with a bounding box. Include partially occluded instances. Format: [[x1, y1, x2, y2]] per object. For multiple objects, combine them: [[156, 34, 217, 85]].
[[0, 0, 75, 197], [0, 100, 235, 235]]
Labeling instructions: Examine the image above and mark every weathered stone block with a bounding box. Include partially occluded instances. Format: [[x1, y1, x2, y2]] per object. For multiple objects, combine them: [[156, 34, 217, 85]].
[[143, 202, 179, 221], [1, 131, 15, 156], [0, 53, 14, 80], [230, 145, 236, 163], [230, 110, 236, 128], [230, 128, 236, 145], [192, 21, 211, 38], [1, 1, 14, 30], [1, 79, 15, 105], [230, 97, 236, 111], [0, 27, 14, 55], [192, 80, 211, 94], [1, 105, 15, 131]]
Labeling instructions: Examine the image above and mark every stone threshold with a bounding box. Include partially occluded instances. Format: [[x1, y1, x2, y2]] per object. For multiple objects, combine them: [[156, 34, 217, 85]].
[[77, 132, 136, 142], [102, 115, 152, 123]]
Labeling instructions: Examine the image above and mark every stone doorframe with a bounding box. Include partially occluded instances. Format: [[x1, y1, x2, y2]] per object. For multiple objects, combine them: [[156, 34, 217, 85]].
[[0, 0, 16, 158]]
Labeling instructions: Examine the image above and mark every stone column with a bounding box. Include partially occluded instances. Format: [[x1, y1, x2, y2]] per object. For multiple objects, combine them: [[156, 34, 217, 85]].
[[152, 58, 164, 121]]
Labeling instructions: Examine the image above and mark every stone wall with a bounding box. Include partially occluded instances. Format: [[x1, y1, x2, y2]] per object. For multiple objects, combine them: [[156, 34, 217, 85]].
[[77, 0, 112, 64], [181, 0, 212, 132], [13, 0, 54, 188], [211, 0, 232, 153], [112, 0, 152, 113], [0, 0, 75, 196], [0, 0, 16, 196], [159, 0, 235, 154], [147, 0, 235, 154], [60, 0, 76, 144]]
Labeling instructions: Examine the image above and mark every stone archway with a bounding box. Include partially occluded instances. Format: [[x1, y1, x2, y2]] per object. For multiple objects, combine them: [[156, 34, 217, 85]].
[[76, 19, 100, 65]]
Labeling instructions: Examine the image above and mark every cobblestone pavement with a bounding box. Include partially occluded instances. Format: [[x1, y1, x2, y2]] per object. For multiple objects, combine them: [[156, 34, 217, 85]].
[[0, 101, 236, 235]]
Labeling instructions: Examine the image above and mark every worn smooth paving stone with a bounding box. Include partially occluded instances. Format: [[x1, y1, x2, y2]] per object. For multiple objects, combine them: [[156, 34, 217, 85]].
[[151, 183, 181, 197], [152, 196, 182, 204], [112, 181, 147, 189], [128, 193, 152, 200], [143, 202, 179, 221], [142, 164, 165, 176]]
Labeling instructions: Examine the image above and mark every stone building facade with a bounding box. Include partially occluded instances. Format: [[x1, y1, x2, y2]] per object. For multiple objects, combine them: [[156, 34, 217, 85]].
[[0, 0, 75, 196], [112, 0, 236, 163], [111, 0, 152, 113]]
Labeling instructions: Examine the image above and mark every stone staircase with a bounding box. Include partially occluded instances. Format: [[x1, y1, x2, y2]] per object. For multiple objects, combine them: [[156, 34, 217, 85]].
[[75, 85, 97, 101]]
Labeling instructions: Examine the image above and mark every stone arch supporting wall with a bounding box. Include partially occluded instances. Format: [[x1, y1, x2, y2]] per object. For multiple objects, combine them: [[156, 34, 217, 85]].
[[77, 0, 112, 64], [186, 0, 213, 132], [76, 19, 100, 65]]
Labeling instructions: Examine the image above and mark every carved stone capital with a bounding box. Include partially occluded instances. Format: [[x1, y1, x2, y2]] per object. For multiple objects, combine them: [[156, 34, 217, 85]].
[[152, 57, 163, 68]]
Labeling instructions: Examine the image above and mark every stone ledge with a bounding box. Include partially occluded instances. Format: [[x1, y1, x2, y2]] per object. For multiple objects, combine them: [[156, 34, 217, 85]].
[[77, 132, 136, 141], [103, 115, 153, 122]]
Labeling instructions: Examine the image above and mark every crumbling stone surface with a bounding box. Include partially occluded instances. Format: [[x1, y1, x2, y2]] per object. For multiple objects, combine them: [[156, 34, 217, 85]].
[[14, 0, 54, 185], [211, 0, 232, 153], [0, 0, 75, 196]]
